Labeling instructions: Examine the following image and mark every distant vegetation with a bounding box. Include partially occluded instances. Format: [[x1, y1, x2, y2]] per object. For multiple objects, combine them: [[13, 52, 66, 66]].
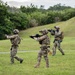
[[19, 17, 75, 38], [0, 0, 75, 39]]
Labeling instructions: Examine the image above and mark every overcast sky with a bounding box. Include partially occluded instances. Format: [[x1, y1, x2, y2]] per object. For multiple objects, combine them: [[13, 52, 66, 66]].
[[2, 0, 75, 9]]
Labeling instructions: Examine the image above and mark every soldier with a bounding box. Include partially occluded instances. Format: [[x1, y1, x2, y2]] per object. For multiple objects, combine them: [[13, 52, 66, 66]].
[[5, 29, 23, 64], [49, 26, 65, 56], [32, 29, 50, 68]]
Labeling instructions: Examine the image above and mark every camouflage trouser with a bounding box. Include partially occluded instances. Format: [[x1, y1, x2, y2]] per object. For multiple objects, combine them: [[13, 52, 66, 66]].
[[35, 46, 49, 68], [52, 40, 65, 56], [10, 45, 23, 63]]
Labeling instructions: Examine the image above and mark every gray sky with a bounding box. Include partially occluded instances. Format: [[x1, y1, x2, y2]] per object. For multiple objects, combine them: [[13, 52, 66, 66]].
[[2, 0, 75, 9]]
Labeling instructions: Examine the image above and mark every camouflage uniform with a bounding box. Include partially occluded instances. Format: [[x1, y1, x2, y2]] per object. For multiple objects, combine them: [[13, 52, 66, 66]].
[[5, 29, 23, 64], [34, 29, 50, 68], [52, 26, 65, 56]]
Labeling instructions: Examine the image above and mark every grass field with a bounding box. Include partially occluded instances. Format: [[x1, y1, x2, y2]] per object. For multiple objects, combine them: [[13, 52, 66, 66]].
[[0, 50, 75, 75], [0, 17, 75, 75]]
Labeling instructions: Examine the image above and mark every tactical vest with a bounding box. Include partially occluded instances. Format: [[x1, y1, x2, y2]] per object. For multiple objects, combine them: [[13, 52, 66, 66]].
[[40, 35, 50, 45], [54, 30, 64, 41], [10, 35, 21, 45]]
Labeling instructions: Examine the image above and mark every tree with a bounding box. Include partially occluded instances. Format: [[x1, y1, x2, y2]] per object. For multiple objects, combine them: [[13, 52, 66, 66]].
[[48, 3, 71, 11], [9, 13, 29, 30], [0, 2, 14, 39], [20, 4, 38, 14]]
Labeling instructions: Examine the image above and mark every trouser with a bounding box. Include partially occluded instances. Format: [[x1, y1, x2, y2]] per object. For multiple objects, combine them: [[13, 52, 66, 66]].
[[52, 40, 65, 56], [10, 45, 23, 63], [35, 46, 49, 68]]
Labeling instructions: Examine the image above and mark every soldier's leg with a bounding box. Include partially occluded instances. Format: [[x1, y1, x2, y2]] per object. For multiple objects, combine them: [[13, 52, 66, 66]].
[[34, 51, 42, 68], [10, 51, 14, 64], [52, 42, 57, 56], [57, 42, 65, 55], [14, 47, 23, 63], [44, 55, 49, 68], [14, 56, 23, 63], [10, 47, 15, 64]]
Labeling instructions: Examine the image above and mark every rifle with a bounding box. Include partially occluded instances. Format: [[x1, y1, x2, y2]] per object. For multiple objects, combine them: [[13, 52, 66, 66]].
[[30, 34, 43, 44], [30, 34, 43, 39], [48, 29, 55, 35]]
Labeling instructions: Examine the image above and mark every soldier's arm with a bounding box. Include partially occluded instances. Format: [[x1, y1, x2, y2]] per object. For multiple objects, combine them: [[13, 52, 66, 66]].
[[37, 35, 47, 41], [6, 35, 17, 39]]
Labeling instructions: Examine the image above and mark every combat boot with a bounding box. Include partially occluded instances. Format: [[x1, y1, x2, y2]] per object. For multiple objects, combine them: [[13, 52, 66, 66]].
[[34, 62, 40, 68], [58, 48, 65, 55], [20, 59, 23, 64], [62, 53, 65, 55]]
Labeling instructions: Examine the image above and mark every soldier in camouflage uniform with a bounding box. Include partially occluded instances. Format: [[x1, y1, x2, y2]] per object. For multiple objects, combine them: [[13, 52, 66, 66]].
[[5, 29, 23, 64], [51, 26, 65, 56], [33, 29, 50, 68]]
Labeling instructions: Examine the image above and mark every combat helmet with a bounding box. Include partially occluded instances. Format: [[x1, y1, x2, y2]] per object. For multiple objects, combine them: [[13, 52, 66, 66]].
[[13, 29, 19, 34], [39, 29, 48, 35], [54, 26, 60, 29]]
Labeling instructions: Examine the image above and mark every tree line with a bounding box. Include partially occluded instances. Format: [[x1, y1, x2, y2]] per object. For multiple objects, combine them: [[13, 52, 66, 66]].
[[0, 1, 75, 39]]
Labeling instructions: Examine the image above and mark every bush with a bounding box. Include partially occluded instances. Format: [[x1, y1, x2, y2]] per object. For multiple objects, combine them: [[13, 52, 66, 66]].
[[29, 19, 38, 27]]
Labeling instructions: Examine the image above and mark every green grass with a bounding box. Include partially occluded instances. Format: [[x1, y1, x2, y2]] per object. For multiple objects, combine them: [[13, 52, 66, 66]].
[[0, 51, 75, 75]]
